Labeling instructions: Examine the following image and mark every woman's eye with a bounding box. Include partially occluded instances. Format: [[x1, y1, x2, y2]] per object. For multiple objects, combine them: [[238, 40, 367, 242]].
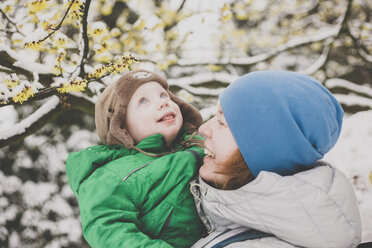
[[160, 92, 167, 98], [139, 98, 148, 104], [218, 120, 225, 126]]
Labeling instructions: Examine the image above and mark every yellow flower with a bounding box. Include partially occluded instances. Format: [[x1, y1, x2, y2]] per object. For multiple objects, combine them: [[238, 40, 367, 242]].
[[4, 79, 19, 89], [13, 86, 36, 104], [177, 89, 194, 103], [57, 50, 66, 63], [370, 171, 372, 185], [110, 28, 121, 37], [3, 4, 13, 13], [101, 4, 112, 16], [57, 78, 87, 93], [24, 41, 43, 50], [88, 55, 139, 79], [54, 34, 68, 48], [52, 64, 63, 76], [134, 20, 145, 31], [67, 0, 84, 20], [27, 0, 49, 13], [208, 64, 223, 72], [222, 12, 233, 22], [221, 4, 233, 22], [94, 42, 109, 54]]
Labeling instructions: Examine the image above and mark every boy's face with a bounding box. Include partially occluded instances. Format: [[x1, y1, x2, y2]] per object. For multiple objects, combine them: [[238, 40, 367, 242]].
[[125, 81, 183, 146]]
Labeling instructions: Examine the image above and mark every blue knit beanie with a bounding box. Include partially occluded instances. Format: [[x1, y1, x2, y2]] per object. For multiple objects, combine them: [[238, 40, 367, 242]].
[[220, 71, 343, 177]]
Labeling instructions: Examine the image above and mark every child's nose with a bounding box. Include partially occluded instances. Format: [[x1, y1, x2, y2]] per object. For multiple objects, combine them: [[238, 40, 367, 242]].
[[158, 98, 169, 109]]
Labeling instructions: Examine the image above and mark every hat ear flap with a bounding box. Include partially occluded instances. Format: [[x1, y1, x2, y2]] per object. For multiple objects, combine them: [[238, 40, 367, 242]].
[[107, 107, 134, 148], [169, 92, 202, 133]]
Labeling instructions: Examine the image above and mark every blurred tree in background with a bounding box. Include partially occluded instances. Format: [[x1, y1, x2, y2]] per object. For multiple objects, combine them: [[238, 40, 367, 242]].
[[0, 0, 371, 247]]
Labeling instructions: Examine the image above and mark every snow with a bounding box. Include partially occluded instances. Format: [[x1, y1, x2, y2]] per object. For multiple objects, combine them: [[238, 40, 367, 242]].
[[21, 181, 58, 208], [0, 44, 53, 74], [325, 110, 372, 242], [0, 96, 59, 140]]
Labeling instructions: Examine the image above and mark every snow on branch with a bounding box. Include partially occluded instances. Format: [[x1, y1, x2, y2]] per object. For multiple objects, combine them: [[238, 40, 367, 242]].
[[0, 44, 53, 76], [299, 39, 333, 75], [171, 26, 340, 67], [0, 96, 60, 148], [326, 78, 372, 99], [168, 72, 236, 96], [334, 94, 372, 109], [359, 49, 372, 64]]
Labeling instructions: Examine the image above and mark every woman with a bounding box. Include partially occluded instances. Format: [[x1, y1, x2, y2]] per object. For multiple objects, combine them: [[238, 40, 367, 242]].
[[191, 71, 362, 248]]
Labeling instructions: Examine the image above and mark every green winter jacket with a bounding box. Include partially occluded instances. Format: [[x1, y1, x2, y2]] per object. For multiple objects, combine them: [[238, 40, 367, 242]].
[[66, 130, 206, 248]]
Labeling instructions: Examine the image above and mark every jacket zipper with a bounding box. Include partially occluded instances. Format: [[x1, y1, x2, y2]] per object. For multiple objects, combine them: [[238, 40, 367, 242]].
[[122, 162, 151, 182]]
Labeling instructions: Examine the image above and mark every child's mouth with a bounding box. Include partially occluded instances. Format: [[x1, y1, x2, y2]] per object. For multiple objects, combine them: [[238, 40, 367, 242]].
[[158, 113, 176, 122]]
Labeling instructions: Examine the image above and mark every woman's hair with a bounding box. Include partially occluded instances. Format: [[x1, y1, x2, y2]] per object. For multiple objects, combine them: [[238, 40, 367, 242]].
[[216, 148, 255, 190]]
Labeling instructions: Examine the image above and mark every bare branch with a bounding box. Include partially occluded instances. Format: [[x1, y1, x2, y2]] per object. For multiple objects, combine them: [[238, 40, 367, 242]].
[[176, 0, 187, 12], [0, 9, 23, 34], [79, 0, 91, 78], [38, 0, 76, 43], [300, 39, 333, 75]]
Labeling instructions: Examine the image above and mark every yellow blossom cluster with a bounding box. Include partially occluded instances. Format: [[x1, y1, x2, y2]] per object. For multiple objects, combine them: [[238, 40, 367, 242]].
[[57, 50, 66, 63], [24, 41, 43, 50], [2, 3, 13, 13], [57, 78, 87, 93], [27, 0, 49, 13], [13, 86, 36, 104], [4, 78, 20, 89], [221, 4, 233, 22], [94, 42, 109, 54], [53, 35, 68, 49], [41, 21, 56, 31], [88, 55, 139, 79], [67, 0, 84, 21]]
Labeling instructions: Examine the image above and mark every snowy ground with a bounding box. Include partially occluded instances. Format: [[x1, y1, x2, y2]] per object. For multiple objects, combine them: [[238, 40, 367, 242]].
[[325, 110, 372, 242]]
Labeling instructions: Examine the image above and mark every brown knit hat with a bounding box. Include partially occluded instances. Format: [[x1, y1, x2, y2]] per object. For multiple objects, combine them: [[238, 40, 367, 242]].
[[95, 69, 202, 148]]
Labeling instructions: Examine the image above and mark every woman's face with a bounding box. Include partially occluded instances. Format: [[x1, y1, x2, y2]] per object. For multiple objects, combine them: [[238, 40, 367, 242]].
[[198, 104, 239, 188]]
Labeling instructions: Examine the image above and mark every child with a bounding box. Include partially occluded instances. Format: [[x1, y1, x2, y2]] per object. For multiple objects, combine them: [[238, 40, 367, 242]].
[[66, 69, 206, 247]]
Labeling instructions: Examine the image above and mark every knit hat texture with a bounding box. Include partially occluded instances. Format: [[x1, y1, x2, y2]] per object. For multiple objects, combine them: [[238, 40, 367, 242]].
[[220, 70, 343, 177], [95, 69, 202, 148]]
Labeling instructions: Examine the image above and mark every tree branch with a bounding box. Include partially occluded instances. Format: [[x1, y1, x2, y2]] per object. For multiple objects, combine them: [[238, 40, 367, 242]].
[[0, 9, 23, 34], [38, 0, 76, 43], [0, 50, 55, 86], [176, 0, 187, 12], [2, 87, 59, 107], [79, 0, 91, 78], [0, 94, 95, 148], [0, 96, 63, 148]]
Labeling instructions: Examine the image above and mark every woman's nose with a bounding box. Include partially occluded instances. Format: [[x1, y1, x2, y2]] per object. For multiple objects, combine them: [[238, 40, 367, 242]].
[[199, 120, 211, 138]]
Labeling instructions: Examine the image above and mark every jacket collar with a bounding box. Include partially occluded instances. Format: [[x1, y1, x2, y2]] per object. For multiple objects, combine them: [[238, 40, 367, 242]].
[[135, 127, 187, 154]]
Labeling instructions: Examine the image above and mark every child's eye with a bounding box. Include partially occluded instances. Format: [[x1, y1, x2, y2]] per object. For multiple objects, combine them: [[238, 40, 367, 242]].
[[139, 98, 148, 104], [160, 92, 167, 98]]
